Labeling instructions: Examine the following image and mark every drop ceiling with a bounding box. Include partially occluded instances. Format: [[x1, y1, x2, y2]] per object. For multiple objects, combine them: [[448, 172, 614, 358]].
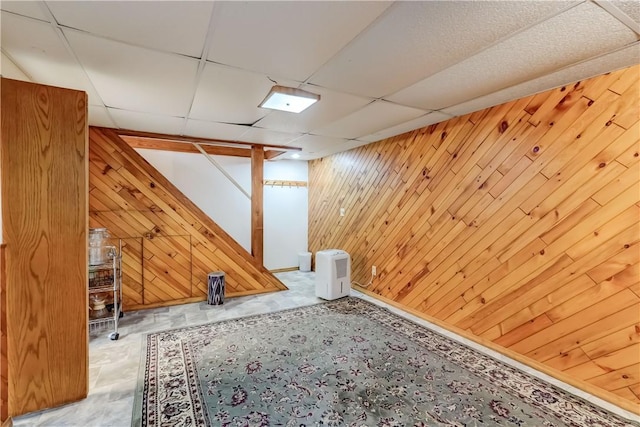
[[1, 1, 638, 160]]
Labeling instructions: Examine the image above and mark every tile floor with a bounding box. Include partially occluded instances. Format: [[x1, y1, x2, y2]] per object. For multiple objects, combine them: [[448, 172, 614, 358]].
[[13, 271, 639, 426]]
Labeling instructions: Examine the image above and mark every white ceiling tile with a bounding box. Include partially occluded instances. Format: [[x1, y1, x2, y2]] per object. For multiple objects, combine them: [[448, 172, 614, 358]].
[[289, 134, 351, 154], [312, 100, 428, 139], [308, 1, 578, 98], [88, 105, 116, 128], [388, 2, 639, 111], [357, 112, 453, 143], [1, 52, 31, 81], [252, 85, 373, 134], [64, 29, 198, 116], [184, 120, 251, 141], [207, 1, 391, 81], [610, 0, 640, 24], [442, 42, 640, 118], [1, 12, 103, 105], [48, 1, 213, 57], [108, 108, 185, 135], [239, 128, 302, 147], [294, 152, 322, 161], [189, 63, 299, 125], [311, 139, 373, 160], [0, 1, 49, 21]]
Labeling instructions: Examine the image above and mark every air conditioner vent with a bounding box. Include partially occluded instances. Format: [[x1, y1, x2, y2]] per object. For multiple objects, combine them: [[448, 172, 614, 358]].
[[335, 258, 348, 279]]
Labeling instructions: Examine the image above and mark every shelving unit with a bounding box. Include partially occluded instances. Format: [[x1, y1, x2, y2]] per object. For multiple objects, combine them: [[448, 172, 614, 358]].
[[88, 243, 122, 340]]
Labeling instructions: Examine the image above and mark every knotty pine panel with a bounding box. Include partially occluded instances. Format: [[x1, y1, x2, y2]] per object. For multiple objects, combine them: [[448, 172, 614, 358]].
[[88, 128, 286, 310], [1, 79, 88, 415], [308, 65, 640, 411]]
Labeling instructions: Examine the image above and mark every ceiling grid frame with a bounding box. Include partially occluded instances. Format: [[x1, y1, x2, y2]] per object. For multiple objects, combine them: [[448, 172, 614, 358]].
[[1, 0, 638, 160]]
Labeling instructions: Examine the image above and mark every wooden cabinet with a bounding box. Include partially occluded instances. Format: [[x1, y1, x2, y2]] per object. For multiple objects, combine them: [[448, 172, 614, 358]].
[[142, 235, 192, 304], [121, 238, 143, 307], [1, 78, 88, 416]]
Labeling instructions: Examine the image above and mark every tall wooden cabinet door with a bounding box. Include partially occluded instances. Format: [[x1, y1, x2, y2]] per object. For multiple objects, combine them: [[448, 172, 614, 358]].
[[121, 238, 143, 309], [142, 235, 192, 304]]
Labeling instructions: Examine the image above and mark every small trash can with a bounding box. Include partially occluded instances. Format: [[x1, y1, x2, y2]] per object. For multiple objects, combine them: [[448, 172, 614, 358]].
[[299, 252, 312, 272], [207, 271, 225, 305]]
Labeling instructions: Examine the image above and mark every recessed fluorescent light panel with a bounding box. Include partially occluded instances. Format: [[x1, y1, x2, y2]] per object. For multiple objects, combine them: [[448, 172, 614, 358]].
[[259, 85, 320, 113]]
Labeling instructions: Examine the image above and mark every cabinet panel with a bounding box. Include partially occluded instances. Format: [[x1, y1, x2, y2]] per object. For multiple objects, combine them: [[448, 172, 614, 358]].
[[1, 78, 88, 415], [121, 238, 143, 308], [142, 235, 192, 304]]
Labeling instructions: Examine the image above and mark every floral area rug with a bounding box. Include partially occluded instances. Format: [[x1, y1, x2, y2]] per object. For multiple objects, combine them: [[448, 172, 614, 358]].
[[132, 297, 638, 427]]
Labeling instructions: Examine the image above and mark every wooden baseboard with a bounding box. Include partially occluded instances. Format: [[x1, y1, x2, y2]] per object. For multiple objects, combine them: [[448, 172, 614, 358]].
[[353, 285, 640, 417], [125, 287, 286, 312], [269, 267, 299, 273]]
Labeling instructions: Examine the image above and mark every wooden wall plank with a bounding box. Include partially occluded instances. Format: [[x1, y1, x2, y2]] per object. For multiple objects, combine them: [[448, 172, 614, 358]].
[[1, 79, 88, 415], [308, 65, 640, 412]]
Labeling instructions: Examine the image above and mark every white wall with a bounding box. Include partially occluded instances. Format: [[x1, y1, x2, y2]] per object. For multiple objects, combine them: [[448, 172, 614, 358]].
[[135, 149, 308, 270], [264, 160, 308, 270]]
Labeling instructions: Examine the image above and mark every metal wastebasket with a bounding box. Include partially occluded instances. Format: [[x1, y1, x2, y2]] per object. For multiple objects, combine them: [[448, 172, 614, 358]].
[[207, 271, 225, 305]]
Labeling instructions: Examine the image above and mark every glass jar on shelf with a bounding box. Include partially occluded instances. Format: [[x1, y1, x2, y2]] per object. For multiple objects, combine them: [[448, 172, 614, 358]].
[[88, 227, 112, 266]]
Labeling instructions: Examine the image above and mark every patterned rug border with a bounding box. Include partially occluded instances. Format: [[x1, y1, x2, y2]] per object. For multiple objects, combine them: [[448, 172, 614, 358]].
[[132, 297, 640, 427]]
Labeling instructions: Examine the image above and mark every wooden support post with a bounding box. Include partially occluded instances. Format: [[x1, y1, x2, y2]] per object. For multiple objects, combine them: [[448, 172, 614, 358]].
[[0, 244, 8, 425], [251, 146, 264, 265]]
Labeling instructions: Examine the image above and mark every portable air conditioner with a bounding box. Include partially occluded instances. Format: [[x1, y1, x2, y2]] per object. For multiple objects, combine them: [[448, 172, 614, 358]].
[[315, 249, 350, 300]]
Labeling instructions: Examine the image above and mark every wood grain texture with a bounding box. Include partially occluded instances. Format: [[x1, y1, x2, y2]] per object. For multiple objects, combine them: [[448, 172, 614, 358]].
[[116, 128, 300, 152], [0, 244, 7, 424], [122, 136, 253, 158], [89, 127, 285, 310], [120, 135, 286, 160], [251, 147, 264, 265], [1, 78, 88, 416], [308, 65, 640, 412]]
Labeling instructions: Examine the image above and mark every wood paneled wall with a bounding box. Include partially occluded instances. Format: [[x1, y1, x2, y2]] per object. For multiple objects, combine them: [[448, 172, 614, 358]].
[[88, 128, 285, 310], [309, 65, 640, 412], [1, 78, 88, 416]]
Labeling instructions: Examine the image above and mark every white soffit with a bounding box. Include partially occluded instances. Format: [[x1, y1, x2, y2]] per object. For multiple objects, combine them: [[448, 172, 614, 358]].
[[189, 63, 296, 125], [0, 52, 31, 81], [0, 1, 50, 22], [290, 134, 351, 154], [312, 100, 427, 140], [108, 108, 185, 136], [442, 42, 640, 118], [253, 85, 373, 134], [308, 1, 578, 98], [184, 120, 251, 141], [0, 13, 103, 105], [47, 1, 214, 58], [207, 1, 391, 82], [388, 2, 639, 111], [64, 29, 199, 116], [88, 105, 116, 128], [357, 112, 453, 143], [238, 127, 303, 147]]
